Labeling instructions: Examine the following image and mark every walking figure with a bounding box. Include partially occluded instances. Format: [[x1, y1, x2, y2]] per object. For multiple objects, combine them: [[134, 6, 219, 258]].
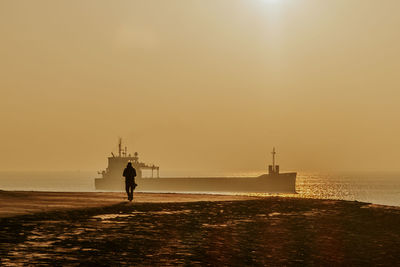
[[123, 162, 137, 201]]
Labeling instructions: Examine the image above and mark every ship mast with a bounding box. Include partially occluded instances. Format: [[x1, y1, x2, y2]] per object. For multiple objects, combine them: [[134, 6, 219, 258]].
[[272, 147, 276, 169], [118, 138, 122, 157]]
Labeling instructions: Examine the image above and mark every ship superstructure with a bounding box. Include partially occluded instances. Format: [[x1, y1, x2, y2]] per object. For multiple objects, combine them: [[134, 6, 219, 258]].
[[95, 140, 296, 193], [95, 139, 159, 189]]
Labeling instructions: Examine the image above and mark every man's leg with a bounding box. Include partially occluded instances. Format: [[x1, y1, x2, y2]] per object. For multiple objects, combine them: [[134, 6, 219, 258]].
[[125, 182, 130, 200], [129, 184, 134, 201]]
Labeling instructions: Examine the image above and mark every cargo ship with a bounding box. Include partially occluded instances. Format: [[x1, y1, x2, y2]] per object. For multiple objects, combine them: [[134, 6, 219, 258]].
[[94, 139, 297, 193]]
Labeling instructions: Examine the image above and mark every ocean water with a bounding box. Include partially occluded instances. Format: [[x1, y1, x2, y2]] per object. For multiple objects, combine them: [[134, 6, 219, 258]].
[[294, 172, 400, 207], [0, 171, 399, 207], [0, 171, 95, 192]]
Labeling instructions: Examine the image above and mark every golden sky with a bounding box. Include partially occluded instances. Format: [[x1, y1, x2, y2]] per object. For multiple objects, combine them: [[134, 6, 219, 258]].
[[0, 0, 399, 172]]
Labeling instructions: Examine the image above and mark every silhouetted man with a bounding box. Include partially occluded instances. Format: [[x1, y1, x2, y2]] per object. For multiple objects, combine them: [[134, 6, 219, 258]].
[[123, 162, 137, 201]]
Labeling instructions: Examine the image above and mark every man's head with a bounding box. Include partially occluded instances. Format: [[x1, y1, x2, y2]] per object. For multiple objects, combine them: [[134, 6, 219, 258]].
[[127, 162, 132, 167]]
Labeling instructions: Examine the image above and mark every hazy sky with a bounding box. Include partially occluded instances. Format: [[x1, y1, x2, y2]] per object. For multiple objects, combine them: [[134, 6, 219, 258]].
[[1, 0, 399, 173]]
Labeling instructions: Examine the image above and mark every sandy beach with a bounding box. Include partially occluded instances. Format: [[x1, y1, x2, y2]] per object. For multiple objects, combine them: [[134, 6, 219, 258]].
[[1, 191, 400, 265]]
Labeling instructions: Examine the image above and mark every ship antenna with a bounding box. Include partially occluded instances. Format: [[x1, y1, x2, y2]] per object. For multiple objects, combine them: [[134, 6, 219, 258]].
[[118, 138, 122, 157], [272, 147, 276, 169]]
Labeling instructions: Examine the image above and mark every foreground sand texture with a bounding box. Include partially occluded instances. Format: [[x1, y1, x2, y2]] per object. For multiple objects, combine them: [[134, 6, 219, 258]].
[[1, 193, 400, 265]]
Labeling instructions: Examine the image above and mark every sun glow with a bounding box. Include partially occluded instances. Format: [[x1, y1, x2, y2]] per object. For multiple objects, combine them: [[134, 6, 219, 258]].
[[262, 0, 282, 3]]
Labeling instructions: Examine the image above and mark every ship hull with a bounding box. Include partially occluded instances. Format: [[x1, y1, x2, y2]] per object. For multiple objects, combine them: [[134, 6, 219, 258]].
[[95, 173, 296, 193]]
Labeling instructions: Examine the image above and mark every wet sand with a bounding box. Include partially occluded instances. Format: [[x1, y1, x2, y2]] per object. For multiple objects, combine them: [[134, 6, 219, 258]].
[[0, 191, 255, 218], [1, 191, 400, 265]]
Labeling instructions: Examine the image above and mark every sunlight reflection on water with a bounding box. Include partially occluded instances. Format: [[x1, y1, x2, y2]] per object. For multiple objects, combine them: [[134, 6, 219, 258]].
[[243, 173, 400, 207]]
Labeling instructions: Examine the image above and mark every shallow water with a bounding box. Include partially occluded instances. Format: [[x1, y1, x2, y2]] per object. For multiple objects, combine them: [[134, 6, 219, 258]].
[[0, 171, 399, 206]]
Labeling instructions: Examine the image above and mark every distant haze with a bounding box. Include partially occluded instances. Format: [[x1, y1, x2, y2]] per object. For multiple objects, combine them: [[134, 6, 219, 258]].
[[1, 0, 399, 172]]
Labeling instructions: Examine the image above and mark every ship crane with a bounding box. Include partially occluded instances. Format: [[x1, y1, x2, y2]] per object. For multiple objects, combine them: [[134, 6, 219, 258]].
[[272, 147, 276, 169], [268, 147, 279, 175], [150, 164, 160, 178]]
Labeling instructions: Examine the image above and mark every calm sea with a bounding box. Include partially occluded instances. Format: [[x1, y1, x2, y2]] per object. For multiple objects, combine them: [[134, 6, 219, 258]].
[[0, 171, 399, 207]]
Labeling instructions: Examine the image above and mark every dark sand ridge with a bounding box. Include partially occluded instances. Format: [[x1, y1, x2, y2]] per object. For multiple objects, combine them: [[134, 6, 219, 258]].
[[0, 191, 255, 218], [1, 191, 400, 265]]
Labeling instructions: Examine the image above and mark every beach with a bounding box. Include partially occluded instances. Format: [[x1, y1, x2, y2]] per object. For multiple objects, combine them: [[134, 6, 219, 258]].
[[1, 191, 400, 265]]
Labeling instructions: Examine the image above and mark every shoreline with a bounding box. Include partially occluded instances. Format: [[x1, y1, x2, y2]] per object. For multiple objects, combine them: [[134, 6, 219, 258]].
[[1, 190, 400, 219]]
